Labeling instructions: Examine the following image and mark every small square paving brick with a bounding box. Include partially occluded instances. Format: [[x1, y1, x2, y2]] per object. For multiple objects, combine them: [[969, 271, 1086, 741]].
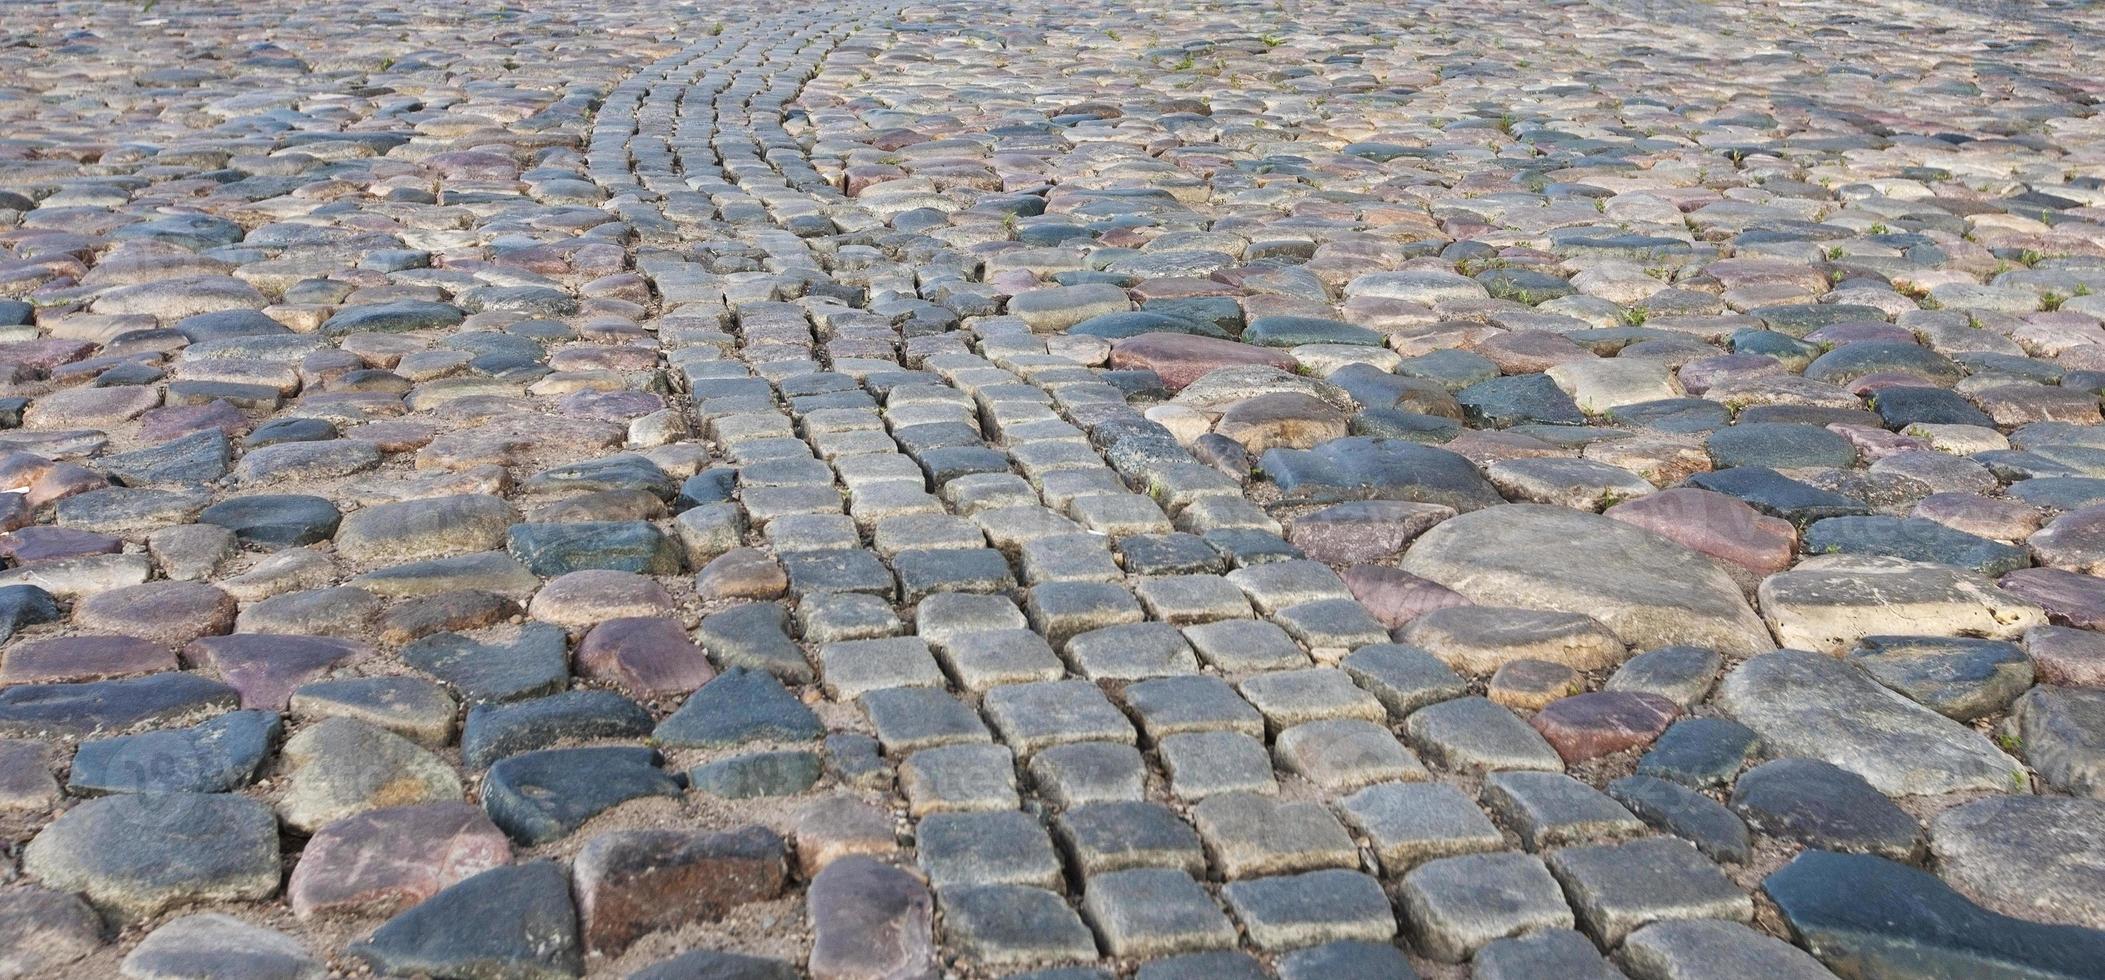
[[1118, 533, 1225, 576], [872, 513, 986, 557], [1404, 697, 1564, 773], [1122, 675, 1263, 740], [1064, 622, 1199, 681], [860, 686, 989, 753], [847, 483, 945, 528], [1342, 644, 1468, 719], [1131, 951, 1267, 980], [978, 505, 1085, 554], [1134, 575, 1254, 625], [1276, 941, 1418, 980], [1159, 731, 1278, 800], [1027, 582, 1144, 647], [781, 548, 897, 599], [1339, 782, 1504, 874], [1271, 599, 1392, 662], [1473, 928, 1622, 980], [1029, 742, 1146, 806], [742, 485, 845, 524], [817, 636, 946, 699], [1274, 719, 1430, 792], [833, 452, 927, 491], [941, 473, 1039, 515], [1034, 469, 1127, 510], [902, 744, 1020, 815], [1081, 868, 1238, 958], [1192, 791, 1358, 879], [1184, 619, 1310, 672], [1204, 528, 1303, 568], [1480, 771, 1645, 851], [1238, 668, 1386, 734], [1055, 801, 1207, 876], [1070, 493, 1173, 537], [894, 547, 1016, 602], [1221, 869, 1397, 951], [1399, 851, 1574, 963], [936, 628, 1066, 691], [1227, 559, 1353, 614], [941, 884, 1100, 967], [766, 513, 861, 553], [799, 592, 902, 642], [1544, 836, 1753, 946], [917, 810, 1064, 890], [983, 680, 1136, 755], [1021, 534, 1126, 584], [916, 593, 1029, 649]]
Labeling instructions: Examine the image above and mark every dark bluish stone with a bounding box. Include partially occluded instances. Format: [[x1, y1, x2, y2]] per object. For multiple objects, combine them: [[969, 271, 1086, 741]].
[[1606, 774, 1750, 863], [350, 861, 581, 978], [1476, 269, 1575, 304], [1637, 717, 1761, 788], [654, 667, 823, 748], [1259, 438, 1505, 510], [67, 710, 280, 795], [689, 750, 822, 798], [1802, 516, 2029, 577], [1071, 311, 1228, 341], [1846, 636, 2032, 722], [678, 468, 738, 508], [401, 623, 570, 705], [629, 949, 801, 980], [507, 521, 682, 576], [1706, 423, 1856, 470], [1872, 386, 1994, 428], [170, 309, 289, 342], [1456, 373, 1586, 427], [0, 673, 239, 737], [0, 584, 61, 643], [1687, 466, 1869, 525], [525, 454, 677, 501], [1242, 315, 1382, 348], [243, 417, 338, 448], [1608, 398, 1730, 433], [1350, 409, 1463, 442], [1202, 529, 1304, 567], [1729, 329, 1821, 368], [1805, 342, 1960, 386], [1751, 303, 1891, 337], [99, 430, 230, 486], [1117, 533, 1225, 576], [1142, 296, 1244, 335], [482, 747, 681, 845], [320, 300, 464, 336], [1731, 758, 1922, 860], [1397, 349, 1501, 392], [1764, 850, 2105, 978], [197, 494, 343, 548], [2009, 477, 2105, 510], [460, 690, 655, 769]]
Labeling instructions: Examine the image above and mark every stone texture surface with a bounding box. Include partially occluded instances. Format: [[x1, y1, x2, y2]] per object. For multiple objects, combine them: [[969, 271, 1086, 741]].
[[0, 0, 2099, 974]]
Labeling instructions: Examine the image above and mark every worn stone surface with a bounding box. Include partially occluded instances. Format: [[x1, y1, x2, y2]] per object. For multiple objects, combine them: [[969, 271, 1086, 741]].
[[1400, 505, 1774, 656], [3, 0, 2104, 972], [1716, 650, 2023, 795]]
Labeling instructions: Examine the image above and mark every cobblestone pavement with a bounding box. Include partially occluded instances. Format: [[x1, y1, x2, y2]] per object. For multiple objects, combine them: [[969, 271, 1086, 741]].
[[2, 0, 2105, 976]]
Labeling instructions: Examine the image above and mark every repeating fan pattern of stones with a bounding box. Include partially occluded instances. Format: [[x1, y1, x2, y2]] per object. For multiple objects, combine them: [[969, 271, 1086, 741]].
[[0, 0, 2104, 977]]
